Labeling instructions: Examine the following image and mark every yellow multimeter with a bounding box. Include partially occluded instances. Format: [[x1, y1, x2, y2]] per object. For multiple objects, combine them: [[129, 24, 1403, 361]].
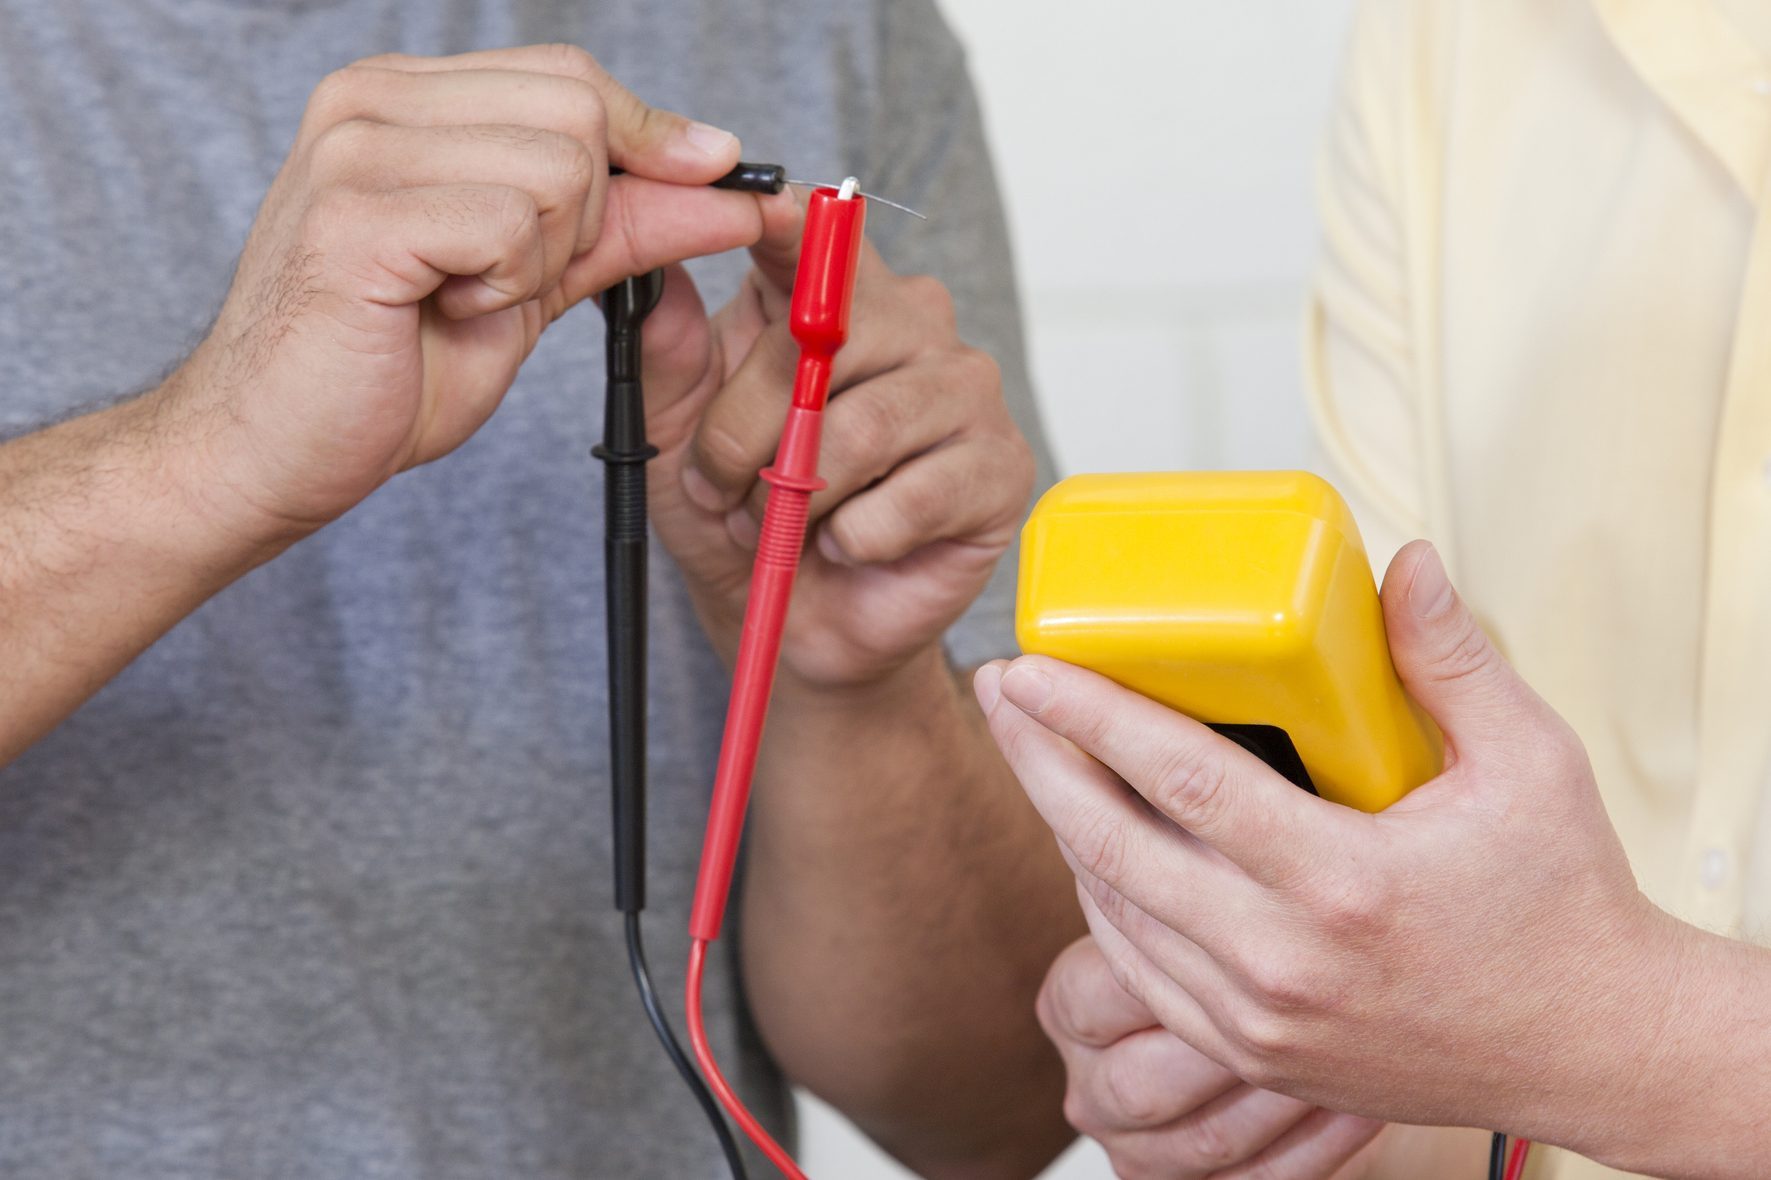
[[1015, 471, 1441, 813]]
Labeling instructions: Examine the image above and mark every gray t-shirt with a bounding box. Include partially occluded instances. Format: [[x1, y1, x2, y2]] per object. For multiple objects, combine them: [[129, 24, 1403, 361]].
[[0, 1, 1052, 1176]]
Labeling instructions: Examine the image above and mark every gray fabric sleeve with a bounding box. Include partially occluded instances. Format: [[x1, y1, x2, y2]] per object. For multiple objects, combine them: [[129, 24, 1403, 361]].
[[857, 0, 1058, 669]]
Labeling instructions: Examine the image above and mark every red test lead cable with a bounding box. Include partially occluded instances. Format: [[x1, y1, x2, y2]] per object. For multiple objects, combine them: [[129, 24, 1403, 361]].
[[685, 180, 868, 1180], [1503, 1140, 1533, 1180]]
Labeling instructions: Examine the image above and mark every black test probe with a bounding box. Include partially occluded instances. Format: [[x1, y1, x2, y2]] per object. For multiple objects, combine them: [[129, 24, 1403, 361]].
[[595, 267, 749, 1180]]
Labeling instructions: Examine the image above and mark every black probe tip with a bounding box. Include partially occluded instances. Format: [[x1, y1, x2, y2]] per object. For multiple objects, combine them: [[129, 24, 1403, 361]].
[[711, 161, 787, 194]]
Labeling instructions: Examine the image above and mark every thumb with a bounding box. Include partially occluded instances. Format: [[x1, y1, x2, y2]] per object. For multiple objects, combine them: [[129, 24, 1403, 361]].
[[1380, 540, 1545, 761]]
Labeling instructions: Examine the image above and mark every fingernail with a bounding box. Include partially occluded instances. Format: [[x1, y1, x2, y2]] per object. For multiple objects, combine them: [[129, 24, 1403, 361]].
[[816, 527, 854, 566], [681, 465, 725, 513], [1409, 544, 1457, 619], [972, 662, 1005, 712], [725, 507, 758, 551], [1000, 663, 1054, 715], [683, 121, 738, 159]]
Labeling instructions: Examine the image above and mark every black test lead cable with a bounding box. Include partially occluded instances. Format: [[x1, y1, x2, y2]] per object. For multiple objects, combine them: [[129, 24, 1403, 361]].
[[595, 269, 750, 1180]]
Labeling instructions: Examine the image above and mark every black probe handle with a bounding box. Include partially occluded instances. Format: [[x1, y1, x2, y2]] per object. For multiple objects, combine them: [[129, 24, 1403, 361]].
[[609, 161, 786, 194], [602, 428, 650, 914], [597, 271, 664, 915], [710, 161, 786, 194]]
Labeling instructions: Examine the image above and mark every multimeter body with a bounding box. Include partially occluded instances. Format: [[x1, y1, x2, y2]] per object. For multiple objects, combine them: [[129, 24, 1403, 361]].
[[1015, 471, 1441, 813]]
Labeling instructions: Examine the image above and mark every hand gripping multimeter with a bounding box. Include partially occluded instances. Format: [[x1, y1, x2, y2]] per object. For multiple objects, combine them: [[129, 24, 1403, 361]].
[[1015, 471, 1441, 813]]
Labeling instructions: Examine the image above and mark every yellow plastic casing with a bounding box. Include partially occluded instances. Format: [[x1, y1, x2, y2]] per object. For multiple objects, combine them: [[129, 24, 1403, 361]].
[[1015, 471, 1441, 813]]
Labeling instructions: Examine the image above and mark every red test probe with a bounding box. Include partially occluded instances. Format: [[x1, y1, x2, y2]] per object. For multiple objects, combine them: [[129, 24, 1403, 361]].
[[684, 180, 868, 1180]]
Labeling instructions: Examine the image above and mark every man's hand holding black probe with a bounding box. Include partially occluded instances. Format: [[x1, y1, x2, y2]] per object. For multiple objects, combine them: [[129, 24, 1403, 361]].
[[0, 45, 772, 762]]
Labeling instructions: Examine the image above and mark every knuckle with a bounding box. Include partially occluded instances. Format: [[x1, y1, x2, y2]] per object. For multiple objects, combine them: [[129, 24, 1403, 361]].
[[1070, 806, 1133, 887], [308, 117, 379, 174], [827, 509, 887, 565], [1303, 871, 1390, 937], [1225, 1008, 1296, 1088], [630, 101, 670, 144], [549, 135, 599, 198], [1241, 955, 1322, 1015], [964, 431, 1036, 533], [1099, 1050, 1167, 1127], [1536, 717, 1591, 781], [543, 42, 602, 82], [1060, 1087, 1102, 1138], [1033, 972, 1066, 1042], [952, 344, 1003, 397], [1038, 964, 1102, 1048], [1145, 742, 1227, 828], [305, 66, 367, 127], [528, 76, 611, 154], [693, 421, 755, 484], [1081, 872, 1134, 937], [1435, 615, 1497, 685], [573, 83, 610, 144], [824, 393, 908, 476], [1176, 1112, 1237, 1171], [1232, 1053, 1284, 1095], [487, 186, 541, 242], [901, 273, 957, 332]]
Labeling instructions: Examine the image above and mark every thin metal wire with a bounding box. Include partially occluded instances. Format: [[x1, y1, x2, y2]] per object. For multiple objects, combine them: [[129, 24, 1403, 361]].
[[785, 179, 927, 220]]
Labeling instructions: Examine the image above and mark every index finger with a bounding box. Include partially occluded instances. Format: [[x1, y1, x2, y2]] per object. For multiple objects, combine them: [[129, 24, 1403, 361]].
[[998, 656, 1351, 881], [360, 44, 741, 182]]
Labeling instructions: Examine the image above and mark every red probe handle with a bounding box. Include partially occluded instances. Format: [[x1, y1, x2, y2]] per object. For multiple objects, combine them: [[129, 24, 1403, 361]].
[[688, 188, 867, 944]]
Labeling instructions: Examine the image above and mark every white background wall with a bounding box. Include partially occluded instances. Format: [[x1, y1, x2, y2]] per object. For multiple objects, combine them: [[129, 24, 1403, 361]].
[[799, 2, 1358, 1175]]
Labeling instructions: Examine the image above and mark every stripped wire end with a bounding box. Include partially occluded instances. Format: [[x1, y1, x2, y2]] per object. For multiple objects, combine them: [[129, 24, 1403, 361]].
[[785, 178, 925, 219]]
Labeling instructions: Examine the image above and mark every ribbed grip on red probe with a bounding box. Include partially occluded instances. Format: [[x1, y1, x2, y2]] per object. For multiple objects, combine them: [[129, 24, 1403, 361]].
[[687, 188, 867, 945], [686, 468, 819, 942]]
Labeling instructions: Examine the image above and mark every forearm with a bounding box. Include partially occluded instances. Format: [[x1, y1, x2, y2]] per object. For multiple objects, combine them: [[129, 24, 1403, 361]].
[[0, 380, 282, 762], [740, 645, 1083, 1178], [1573, 920, 1771, 1178]]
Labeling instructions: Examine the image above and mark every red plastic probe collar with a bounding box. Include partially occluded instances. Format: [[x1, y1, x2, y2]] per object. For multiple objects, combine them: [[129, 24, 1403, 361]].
[[685, 184, 867, 1180], [688, 185, 867, 946]]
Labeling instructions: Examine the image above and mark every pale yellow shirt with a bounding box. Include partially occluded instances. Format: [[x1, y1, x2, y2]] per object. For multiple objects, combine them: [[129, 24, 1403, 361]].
[[1307, 1, 1771, 1176]]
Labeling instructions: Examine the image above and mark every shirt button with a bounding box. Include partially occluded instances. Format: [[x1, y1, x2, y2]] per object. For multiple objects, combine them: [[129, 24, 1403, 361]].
[[1700, 847, 1730, 890]]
